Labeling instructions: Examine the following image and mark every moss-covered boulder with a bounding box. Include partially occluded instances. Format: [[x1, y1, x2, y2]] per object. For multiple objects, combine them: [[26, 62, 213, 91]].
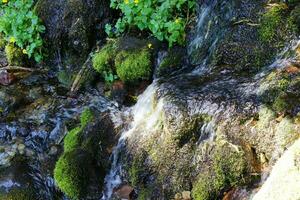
[[191, 142, 248, 200], [54, 148, 91, 199], [92, 37, 154, 84], [54, 109, 116, 199]]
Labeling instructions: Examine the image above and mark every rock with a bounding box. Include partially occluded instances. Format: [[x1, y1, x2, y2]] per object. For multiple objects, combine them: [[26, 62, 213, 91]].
[[48, 145, 58, 156], [35, 0, 111, 69], [181, 191, 191, 200], [253, 139, 300, 200], [0, 70, 15, 86], [114, 184, 134, 199], [17, 144, 25, 155]]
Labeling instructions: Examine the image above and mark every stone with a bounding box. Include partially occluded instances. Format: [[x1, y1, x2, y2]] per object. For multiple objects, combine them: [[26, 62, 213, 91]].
[[253, 139, 300, 200], [181, 191, 191, 200], [35, 0, 111, 69]]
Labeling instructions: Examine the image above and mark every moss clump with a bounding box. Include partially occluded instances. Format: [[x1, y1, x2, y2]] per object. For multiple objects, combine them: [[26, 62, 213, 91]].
[[92, 38, 153, 85], [115, 49, 152, 83], [64, 108, 94, 152], [80, 108, 94, 127], [54, 148, 90, 200], [5, 43, 24, 66], [0, 188, 36, 200], [259, 3, 288, 42], [64, 127, 82, 152], [192, 143, 247, 200], [92, 42, 116, 73]]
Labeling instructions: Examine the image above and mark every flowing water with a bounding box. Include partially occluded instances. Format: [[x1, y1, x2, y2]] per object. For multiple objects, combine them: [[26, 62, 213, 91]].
[[102, 82, 164, 199]]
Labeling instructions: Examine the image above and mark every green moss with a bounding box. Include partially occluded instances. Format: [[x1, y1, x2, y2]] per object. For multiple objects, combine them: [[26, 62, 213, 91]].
[[129, 154, 146, 187], [259, 3, 288, 42], [115, 49, 152, 83], [92, 42, 116, 73], [64, 108, 93, 152], [64, 127, 82, 152], [0, 34, 6, 49], [80, 108, 94, 127], [0, 188, 36, 200], [192, 143, 247, 200], [138, 187, 152, 200], [54, 148, 90, 200], [5, 43, 24, 66], [290, 5, 300, 31]]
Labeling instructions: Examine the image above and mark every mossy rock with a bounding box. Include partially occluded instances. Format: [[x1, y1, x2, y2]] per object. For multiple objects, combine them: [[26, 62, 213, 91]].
[[64, 127, 82, 152], [290, 5, 300, 30], [115, 49, 152, 83], [0, 188, 37, 200], [5, 43, 25, 66], [92, 41, 117, 73], [92, 37, 154, 85], [54, 148, 91, 199], [156, 47, 185, 78], [192, 142, 248, 200]]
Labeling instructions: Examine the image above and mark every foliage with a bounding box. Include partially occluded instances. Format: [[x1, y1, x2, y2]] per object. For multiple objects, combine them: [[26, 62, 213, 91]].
[[115, 49, 151, 83], [0, 0, 45, 62], [106, 0, 196, 46], [54, 149, 90, 200]]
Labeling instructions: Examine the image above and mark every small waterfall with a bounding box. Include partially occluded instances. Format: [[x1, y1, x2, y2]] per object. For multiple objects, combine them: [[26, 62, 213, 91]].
[[102, 82, 164, 199]]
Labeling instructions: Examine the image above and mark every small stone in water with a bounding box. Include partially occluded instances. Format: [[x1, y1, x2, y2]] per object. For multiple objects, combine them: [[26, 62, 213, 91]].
[[0, 70, 15, 85]]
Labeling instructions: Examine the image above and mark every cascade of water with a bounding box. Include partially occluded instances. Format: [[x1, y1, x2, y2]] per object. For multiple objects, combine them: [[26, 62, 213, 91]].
[[101, 82, 164, 199]]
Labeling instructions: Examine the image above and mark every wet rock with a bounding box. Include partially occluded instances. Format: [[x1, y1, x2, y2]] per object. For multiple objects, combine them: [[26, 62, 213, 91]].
[[113, 184, 134, 200], [35, 0, 111, 69], [0, 70, 15, 86]]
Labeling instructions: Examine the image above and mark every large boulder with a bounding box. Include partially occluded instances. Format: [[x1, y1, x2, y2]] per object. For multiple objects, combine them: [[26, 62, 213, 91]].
[[35, 0, 111, 69]]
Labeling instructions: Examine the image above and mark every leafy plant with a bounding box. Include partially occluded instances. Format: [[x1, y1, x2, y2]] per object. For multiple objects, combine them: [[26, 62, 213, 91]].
[[103, 70, 118, 84], [0, 0, 45, 62], [106, 0, 196, 46]]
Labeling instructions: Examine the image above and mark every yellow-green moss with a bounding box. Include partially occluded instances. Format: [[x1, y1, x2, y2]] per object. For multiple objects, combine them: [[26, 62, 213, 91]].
[[138, 187, 152, 200], [63, 108, 94, 152], [54, 148, 90, 200], [64, 127, 82, 152], [259, 3, 288, 42], [92, 42, 116, 73], [0, 188, 36, 200], [5, 43, 24, 66], [192, 143, 247, 200], [115, 49, 152, 83]]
